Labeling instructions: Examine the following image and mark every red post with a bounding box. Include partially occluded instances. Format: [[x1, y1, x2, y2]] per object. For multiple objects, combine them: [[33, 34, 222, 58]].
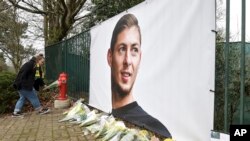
[[57, 72, 67, 100]]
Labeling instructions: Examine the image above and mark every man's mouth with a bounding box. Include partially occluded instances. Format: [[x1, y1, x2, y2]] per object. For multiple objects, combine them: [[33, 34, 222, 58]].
[[121, 71, 131, 82]]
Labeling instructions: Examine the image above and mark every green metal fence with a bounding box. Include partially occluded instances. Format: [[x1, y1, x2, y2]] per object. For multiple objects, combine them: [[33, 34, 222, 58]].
[[45, 30, 90, 99], [214, 42, 250, 131]]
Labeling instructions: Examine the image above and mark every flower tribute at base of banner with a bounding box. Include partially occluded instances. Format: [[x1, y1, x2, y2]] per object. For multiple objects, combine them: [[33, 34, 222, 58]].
[[59, 99, 174, 141]]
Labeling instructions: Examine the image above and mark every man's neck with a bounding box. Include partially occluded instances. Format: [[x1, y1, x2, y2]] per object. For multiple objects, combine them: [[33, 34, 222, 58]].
[[112, 92, 134, 109]]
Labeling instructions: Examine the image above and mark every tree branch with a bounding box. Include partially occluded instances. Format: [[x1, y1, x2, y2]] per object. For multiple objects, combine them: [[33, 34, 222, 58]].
[[21, 0, 44, 13], [7, 0, 47, 15], [0, 3, 12, 13], [74, 12, 91, 21], [59, 0, 67, 10], [59, 0, 68, 28], [72, 0, 87, 17], [0, 46, 11, 60]]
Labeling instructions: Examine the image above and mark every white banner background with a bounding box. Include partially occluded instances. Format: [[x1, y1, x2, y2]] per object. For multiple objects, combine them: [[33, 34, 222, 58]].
[[89, 0, 215, 140]]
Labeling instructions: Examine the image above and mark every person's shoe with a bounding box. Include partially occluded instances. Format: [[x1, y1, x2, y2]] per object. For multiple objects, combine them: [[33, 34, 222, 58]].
[[38, 108, 51, 115], [12, 112, 24, 118]]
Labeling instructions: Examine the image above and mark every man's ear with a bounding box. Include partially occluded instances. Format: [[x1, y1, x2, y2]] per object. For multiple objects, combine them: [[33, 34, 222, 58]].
[[138, 50, 142, 69], [107, 49, 112, 67], [139, 50, 142, 62]]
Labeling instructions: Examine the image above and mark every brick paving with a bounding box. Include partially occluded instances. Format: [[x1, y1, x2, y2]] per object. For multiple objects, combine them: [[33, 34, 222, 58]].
[[0, 108, 95, 141]]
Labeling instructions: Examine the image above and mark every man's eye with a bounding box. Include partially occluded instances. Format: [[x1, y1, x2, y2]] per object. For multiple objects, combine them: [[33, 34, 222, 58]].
[[131, 48, 139, 56], [119, 47, 126, 53], [132, 48, 138, 53]]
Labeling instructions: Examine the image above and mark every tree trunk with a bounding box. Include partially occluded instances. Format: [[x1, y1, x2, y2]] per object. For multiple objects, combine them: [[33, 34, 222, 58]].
[[43, 0, 48, 46]]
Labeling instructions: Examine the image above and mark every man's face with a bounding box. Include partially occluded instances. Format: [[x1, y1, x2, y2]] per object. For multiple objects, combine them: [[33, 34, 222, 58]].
[[108, 26, 141, 96]]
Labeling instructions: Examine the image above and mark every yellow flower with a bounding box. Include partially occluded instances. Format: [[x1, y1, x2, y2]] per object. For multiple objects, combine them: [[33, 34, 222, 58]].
[[164, 138, 174, 141]]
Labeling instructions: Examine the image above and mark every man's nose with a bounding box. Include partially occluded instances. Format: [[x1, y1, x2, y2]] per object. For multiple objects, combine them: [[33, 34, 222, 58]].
[[123, 50, 132, 67]]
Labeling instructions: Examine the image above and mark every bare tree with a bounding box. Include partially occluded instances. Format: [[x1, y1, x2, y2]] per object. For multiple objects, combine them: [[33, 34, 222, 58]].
[[7, 0, 145, 46], [0, 1, 36, 72], [7, 0, 92, 46]]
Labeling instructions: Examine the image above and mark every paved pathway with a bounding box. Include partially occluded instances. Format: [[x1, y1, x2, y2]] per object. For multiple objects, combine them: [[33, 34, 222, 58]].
[[0, 109, 94, 141]]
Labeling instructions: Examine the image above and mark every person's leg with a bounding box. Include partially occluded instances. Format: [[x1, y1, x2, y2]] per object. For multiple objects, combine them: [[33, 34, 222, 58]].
[[24, 89, 50, 114], [13, 91, 26, 113], [21, 89, 42, 111]]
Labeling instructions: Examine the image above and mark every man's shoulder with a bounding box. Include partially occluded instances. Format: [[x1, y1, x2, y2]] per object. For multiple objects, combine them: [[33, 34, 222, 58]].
[[22, 60, 35, 68], [134, 107, 172, 138], [112, 102, 172, 138]]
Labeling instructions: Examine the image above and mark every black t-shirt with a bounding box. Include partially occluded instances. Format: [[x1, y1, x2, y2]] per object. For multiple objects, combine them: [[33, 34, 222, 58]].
[[112, 101, 172, 138]]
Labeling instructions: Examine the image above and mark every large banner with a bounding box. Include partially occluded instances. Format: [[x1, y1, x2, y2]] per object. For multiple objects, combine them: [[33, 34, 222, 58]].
[[89, 0, 215, 140]]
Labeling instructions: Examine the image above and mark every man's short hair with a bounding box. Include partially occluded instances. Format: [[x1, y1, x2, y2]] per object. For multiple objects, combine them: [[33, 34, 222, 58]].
[[110, 13, 141, 52]]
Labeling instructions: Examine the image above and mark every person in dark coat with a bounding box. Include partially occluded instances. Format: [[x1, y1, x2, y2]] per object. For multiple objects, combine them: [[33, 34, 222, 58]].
[[12, 54, 50, 117], [33, 53, 46, 91]]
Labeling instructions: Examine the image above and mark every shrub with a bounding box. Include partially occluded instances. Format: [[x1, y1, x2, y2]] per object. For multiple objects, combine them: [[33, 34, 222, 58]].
[[0, 71, 55, 114], [0, 71, 18, 114]]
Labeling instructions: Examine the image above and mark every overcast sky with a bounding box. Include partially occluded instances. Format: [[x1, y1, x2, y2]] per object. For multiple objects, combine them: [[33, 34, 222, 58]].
[[218, 0, 250, 41]]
